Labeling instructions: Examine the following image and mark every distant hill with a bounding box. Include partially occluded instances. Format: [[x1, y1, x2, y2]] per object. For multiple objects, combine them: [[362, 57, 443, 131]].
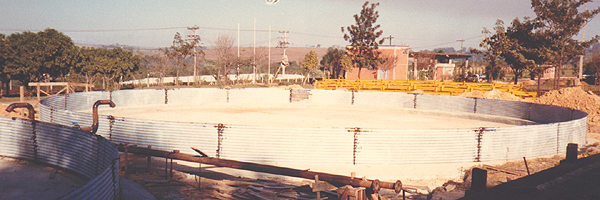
[[202, 47, 329, 63], [130, 46, 331, 63]]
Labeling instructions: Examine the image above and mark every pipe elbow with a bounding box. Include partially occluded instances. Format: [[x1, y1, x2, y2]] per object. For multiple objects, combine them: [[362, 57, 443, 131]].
[[93, 100, 116, 108], [88, 100, 116, 134], [5, 103, 35, 120]]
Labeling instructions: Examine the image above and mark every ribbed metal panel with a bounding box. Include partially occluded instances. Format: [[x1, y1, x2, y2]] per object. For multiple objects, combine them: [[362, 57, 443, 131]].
[[107, 117, 219, 156], [0, 116, 119, 200], [475, 98, 531, 119], [66, 91, 110, 112], [416, 94, 476, 113], [353, 91, 414, 107], [480, 124, 558, 162], [356, 129, 477, 164], [221, 125, 353, 165], [39, 88, 588, 167], [111, 89, 164, 107]]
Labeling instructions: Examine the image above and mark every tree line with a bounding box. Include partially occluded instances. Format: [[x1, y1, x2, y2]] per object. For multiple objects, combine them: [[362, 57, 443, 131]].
[[478, 0, 599, 86], [0, 28, 141, 95]]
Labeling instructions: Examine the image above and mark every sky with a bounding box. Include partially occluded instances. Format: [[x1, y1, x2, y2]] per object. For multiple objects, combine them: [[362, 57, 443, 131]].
[[0, 0, 599, 51]]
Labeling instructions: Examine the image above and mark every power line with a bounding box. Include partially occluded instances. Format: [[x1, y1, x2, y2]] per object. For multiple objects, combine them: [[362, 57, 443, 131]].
[[412, 35, 483, 50], [0, 27, 188, 33]]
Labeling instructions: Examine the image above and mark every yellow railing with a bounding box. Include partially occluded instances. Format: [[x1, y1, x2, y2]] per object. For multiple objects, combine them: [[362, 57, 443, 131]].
[[314, 79, 537, 99]]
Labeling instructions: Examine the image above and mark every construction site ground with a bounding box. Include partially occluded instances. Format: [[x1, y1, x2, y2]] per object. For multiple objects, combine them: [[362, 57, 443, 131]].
[[2, 86, 600, 199]]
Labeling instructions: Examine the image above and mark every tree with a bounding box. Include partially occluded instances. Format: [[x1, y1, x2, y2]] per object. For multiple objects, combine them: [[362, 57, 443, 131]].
[[3, 31, 41, 86], [340, 55, 353, 79], [72, 47, 141, 90], [479, 20, 508, 82], [3, 29, 77, 88], [320, 47, 351, 79], [341, 1, 385, 79], [211, 34, 237, 83], [163, 32, 200, 86], [143, 53, 171, 87], [36, 29, 78, 80], [301, 50, 319, 84], [531, 0, 600, 88], [585, 48, 600, 84], [504, 18, 539, 84], [0, 34, 8, 96]]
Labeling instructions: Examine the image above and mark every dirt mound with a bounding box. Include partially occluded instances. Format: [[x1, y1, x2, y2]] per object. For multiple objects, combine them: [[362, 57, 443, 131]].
[[523, 80, 537, 85], [535, 87, 600, 132], [459, 90, 522, 101], [278, 84, 305, 90]]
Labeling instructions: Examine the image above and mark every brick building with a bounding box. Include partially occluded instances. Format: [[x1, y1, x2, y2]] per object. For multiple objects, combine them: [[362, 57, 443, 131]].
[[345, 45, 410, 80]]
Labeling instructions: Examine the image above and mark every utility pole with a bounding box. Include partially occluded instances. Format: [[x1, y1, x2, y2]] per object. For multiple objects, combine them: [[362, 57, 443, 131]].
[[268, 25, 271, 83], [252, 18, 256, 84], [237, 23, 240, 58], [579, 2, 588, 80], [384, 35, 394, 45], [456, 39, 465, 54], [277, 31, 290, 75], [187, 25, 200, 85]]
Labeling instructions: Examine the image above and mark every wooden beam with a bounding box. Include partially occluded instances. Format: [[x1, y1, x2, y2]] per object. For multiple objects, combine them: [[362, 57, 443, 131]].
[[117, 145, 404, 193]]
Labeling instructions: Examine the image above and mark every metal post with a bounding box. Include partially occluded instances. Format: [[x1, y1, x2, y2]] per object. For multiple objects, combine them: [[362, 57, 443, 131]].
[[470, 168, 487, 193], [565, 143, 578, 163], [147, 145, 152, 174], [124, 145, 130, 177], [20, 86, 24, 117], [198, 157, 202, 190], [523, 157, 530, 175]]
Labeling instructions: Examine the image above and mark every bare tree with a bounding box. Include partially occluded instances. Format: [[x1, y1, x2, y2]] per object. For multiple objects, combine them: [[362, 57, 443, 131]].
[[211, 34, 237, 83]]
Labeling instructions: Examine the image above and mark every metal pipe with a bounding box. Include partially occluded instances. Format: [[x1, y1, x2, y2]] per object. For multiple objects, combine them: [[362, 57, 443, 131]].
[[5, 102, 35, 120], [80, 100, 116, 134], [117, 145, 405, 193]]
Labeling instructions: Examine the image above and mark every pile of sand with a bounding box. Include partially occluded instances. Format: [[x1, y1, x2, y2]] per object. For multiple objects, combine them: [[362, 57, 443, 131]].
[[535, 87, 600, 132], [459, 90, 522, 101], [278, 84, 305, 90]]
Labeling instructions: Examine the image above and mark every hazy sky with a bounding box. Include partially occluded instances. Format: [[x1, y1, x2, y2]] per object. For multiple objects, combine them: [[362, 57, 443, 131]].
[[1, 0, 599, 51]]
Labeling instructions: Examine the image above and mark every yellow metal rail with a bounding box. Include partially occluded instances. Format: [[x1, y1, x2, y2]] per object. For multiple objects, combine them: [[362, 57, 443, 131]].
[[314, 79, 537, 99]]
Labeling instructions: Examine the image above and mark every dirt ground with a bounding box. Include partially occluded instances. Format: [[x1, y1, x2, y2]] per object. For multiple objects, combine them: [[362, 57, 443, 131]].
[[0, 157, 87, 200]]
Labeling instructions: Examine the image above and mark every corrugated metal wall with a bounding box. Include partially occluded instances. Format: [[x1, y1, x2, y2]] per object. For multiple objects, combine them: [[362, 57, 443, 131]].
[[0, 117, 119, 200], [39, 88, 587, 166]]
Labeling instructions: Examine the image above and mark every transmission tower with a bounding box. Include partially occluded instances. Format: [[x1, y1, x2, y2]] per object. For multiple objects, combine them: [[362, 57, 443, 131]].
[[187, 25, 200, 85], [456, 39, 465, 54]]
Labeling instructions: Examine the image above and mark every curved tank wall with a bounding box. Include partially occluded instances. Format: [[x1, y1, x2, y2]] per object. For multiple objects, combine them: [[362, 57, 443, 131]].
[[39, 88, 587, 166], [0, 116, 120, 199]]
